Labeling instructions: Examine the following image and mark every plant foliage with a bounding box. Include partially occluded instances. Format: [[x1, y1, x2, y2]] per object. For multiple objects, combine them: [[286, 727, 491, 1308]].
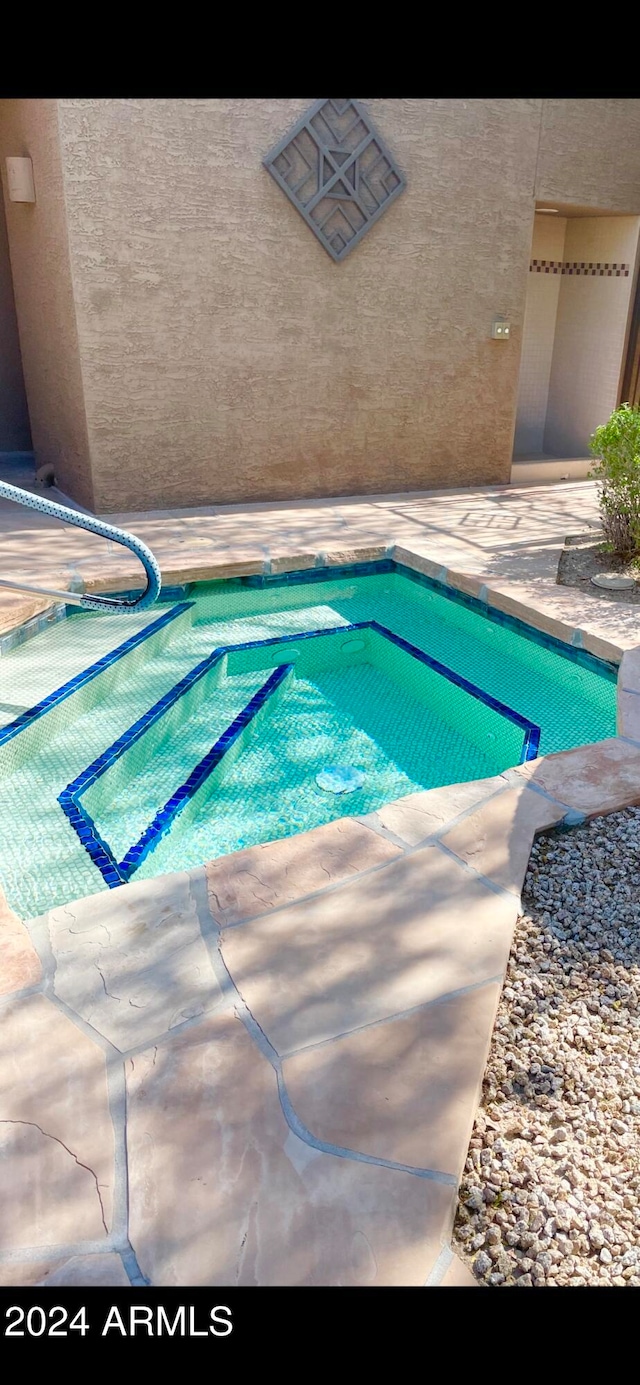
[[589, 404, 640, 558]]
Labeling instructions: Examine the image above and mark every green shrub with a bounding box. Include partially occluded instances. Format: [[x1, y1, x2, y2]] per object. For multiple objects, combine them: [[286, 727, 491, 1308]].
[[589, 404, 640, 559]]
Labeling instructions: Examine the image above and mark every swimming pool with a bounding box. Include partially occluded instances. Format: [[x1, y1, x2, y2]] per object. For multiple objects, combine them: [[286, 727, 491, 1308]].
[[0, 561, 618, 919]]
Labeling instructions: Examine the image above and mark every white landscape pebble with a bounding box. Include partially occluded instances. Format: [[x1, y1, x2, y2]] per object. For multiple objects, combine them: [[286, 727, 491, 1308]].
[[454, 806, 640, 1287]]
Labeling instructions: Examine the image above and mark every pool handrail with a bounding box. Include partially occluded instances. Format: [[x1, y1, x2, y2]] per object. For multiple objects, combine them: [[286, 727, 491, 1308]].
[[0, 480, 161, 613]]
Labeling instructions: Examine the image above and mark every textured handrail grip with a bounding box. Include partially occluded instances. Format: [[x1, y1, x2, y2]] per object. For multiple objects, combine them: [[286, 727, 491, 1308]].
[[0, 480, 162, 613]]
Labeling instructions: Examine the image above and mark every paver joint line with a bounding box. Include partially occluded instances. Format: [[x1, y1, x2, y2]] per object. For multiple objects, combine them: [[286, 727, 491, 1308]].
[[275, 1067, 457, 1185], [355, 780, 508, 851], [424, 1243, 454, 1286], [119, 1242, 150, 1288], [0, 1241, 123, 1266], [212, 927, 458, 1184], [0, 982, 44, 1009], [434, 840, 522, 900], [279, 975, 505, 1059], [213, 782, 521, 933], [215, 846, 407, 931], [510, 776, 572, 810], [44, 986, 124, 1059], [354, 811, 411, 852]]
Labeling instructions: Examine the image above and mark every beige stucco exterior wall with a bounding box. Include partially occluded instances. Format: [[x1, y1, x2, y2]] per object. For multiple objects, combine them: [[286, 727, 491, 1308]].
[[544, 216, 640, 456], [0, 193, 31, 452], [3, 98, 640, 513], [513, 214, 567, 457], [57, 98, 542, 512], [535, 100, 640, 212], [0, 100, 94, 507]]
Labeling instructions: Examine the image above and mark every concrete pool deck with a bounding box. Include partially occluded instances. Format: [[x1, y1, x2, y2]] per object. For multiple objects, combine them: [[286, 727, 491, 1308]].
[[1, 478, 640, 1287]]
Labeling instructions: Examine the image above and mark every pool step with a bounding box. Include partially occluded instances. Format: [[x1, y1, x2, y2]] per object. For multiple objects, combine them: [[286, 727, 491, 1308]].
[[60, 656, 294, 884], [0, 604, 187, 710], [0, 700, 31, 728], [0, 601, 195, 774]]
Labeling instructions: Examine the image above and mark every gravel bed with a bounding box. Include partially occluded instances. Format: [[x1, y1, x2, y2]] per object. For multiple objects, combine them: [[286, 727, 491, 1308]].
[[453, 806, 640, 1287]]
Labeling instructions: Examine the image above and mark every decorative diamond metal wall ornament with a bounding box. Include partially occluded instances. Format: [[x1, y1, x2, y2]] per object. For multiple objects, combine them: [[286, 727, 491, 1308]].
[[263, 99, 406, 262]]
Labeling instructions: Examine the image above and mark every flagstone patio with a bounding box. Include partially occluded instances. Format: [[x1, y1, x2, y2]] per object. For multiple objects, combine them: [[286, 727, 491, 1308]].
[[1, 478, 640, 1286]]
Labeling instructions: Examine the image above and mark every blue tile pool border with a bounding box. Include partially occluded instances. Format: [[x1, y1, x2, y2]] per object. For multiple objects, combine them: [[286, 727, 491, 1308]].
[[59, 618, 539, 891], [0, 601, 194, 749], [118, 662, 293, 878], [237, 559, 619, 679], [368, 621, 540, 762], [59, 661, 293, 886], [0, 558, 615, 761]]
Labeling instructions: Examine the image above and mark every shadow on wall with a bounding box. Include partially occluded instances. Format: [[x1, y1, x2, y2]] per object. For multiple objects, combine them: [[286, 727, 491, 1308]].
[[514, 209, 640, 462], [0, 191, 31, 454]]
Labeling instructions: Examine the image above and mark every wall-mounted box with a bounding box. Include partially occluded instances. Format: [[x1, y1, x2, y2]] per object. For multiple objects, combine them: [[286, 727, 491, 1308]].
[[5, 157, 36, 203]]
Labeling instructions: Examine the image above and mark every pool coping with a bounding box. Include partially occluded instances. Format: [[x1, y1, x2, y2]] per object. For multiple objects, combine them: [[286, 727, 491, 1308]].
[[76, 540, 631, 667], [2, 536, 640, 1290]]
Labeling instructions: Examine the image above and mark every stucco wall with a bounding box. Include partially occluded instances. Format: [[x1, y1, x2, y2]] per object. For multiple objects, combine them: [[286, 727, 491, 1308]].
[[544, 216, 640, 456], [513, 214, 567, 457], [0, 100, 93, 506], [0, 191, 31, 451], [535, 101, 640, 212], [3, 98, 640, 513], [56, 98, 542, 512]]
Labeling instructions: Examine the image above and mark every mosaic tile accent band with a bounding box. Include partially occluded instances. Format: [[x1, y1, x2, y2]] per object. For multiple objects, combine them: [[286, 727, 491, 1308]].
[[530, 260, 564, 274], [369, 621, 540, 761], [118, 663, 294, 878], [530, 260, 630, 276], [563, 262, 630, 276]]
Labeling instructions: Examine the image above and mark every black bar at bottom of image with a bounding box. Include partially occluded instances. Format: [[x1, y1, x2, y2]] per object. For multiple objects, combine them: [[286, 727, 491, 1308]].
[[0, 1283, 635, 1352]]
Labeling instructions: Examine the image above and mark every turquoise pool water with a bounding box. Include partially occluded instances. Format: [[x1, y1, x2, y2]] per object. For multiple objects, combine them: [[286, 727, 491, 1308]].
[[0, 564, 617, 918]]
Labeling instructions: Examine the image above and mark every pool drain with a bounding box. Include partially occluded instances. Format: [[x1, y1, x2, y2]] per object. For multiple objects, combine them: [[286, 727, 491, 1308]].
[[316, 765, 365, 794]]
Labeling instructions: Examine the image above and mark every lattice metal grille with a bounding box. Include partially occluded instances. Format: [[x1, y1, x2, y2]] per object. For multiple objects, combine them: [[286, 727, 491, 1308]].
[[263, 98, 406, 262]]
